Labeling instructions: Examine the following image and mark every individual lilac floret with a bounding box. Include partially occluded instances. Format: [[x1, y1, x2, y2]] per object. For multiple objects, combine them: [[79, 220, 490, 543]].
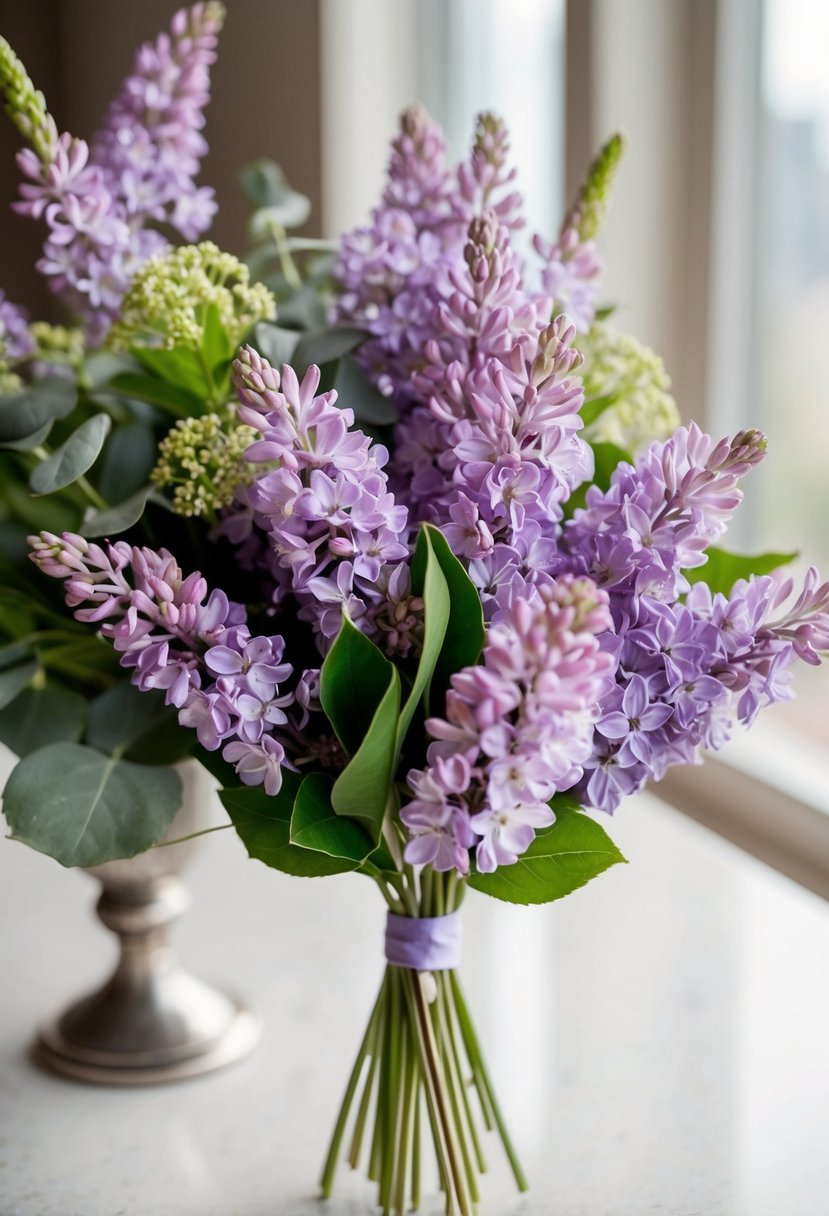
[[233, 345, 412, 650], [401, 575, 617, 876], [28, 529, 294, 795], [11, 3, 224, 335]]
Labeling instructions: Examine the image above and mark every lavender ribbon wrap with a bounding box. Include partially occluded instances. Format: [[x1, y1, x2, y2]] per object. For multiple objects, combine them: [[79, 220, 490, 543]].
[[384, 910, 463, 971]]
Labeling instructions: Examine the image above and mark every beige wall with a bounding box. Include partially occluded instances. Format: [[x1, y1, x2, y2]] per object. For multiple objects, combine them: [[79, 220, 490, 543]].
[[0, 0, 323, 316]]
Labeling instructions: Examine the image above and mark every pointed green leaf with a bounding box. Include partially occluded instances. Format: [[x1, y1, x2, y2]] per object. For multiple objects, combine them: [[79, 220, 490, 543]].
[[0, 378, 77, 444], [29, 413, 111, 496], [399, 525, 451, 744], [2, 741, 182, 867], [97, 420, 156, 503], [330, 663, 400, 842], [320, 612, 397, 758], [0, 684, 86, 757], [468, 802, 626, 905], [221, 778, 355, 877], [134, 346, 209, 400], [684, 547, 797, 596], [290, 772, 373, 864], [109, 370, 203, 418]]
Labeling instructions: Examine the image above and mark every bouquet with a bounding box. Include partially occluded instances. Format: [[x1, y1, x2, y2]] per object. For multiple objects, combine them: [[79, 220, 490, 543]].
[[6, 7, 829, 1215]]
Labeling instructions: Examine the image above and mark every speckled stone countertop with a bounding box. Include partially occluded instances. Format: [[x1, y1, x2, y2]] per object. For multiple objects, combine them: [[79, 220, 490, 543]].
[[2, 787, 828, 1216]]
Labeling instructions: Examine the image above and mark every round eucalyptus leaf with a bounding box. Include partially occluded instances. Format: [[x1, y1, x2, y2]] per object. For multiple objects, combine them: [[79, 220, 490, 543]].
[[30, 413, 111, 496], [0, 685, 86, 757], [0, 378, 77, 444], [2, 741, 182, 867]]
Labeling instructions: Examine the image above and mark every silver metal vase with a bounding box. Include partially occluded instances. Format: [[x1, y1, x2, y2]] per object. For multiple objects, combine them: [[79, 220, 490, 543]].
[[34, 763, 261, 1085]]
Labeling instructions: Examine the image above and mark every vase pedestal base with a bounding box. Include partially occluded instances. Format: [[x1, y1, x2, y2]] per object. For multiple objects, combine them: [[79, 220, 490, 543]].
[[33, 978, 261, 1086]]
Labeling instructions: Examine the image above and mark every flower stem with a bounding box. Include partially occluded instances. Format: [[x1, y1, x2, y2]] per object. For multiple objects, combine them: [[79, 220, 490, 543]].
[[320, 974, 386, 1197], [450, 971, 529, 1192]]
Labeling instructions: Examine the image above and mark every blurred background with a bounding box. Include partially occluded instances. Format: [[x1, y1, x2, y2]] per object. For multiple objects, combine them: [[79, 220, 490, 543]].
[[1, 0, 828, 874]]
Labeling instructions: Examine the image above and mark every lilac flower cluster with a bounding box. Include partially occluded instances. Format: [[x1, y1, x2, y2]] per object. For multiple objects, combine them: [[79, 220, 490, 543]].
[[29, 530, 295, 795], [333, 107, 525, 400], [232, 345, 416, 650], [555, 425, 829, 810], [11, 3, 223, 335], [401, 577, 615, 876], [0, 290, 32, 362]]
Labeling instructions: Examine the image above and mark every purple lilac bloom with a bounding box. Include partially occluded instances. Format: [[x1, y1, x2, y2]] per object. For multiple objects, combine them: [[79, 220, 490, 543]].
[[12, 3, 223, 336], [232, 345, 413, 650], [0, 291, 33, 361], [401, 576, 617, 876], [28, 529, 296, 794]]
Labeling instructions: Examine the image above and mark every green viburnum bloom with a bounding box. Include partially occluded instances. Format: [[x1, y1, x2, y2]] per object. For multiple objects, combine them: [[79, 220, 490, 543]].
[[151, 410, 256, 518], [29, 322, 85, 369], [108, 241, 276, 352], [577, 320, 680, 451]]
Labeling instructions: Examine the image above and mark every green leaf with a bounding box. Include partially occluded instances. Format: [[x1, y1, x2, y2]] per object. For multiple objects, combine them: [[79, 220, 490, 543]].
[[684, 547, 798, 596], [97, 420, 157, 503], [221, 779, 354, 877], [82, 352, 135, 390], [133, 347, 209, 400], [290, 771, 373, 864], [239, 158, 292, 208], [87, 683, 193, 765], [330, 663, 400, 842], [109, 370, 203, 418], [292, 326, 369, 375], [405, 524, 485, 735], [333, 354, 399, 425], [399, 525, 451, 743], [0, 684, 86, 757], [580, 392, 621, 428], [321, 612, 398, 758], [250, 321, 301, 367], [239, 159, 311, 227], [81, 486, 150, 537], [201, 302, 235, 373], [0, 420, 52, 451], [468, 802, 626, 905], [0, 659, 37, 709], [29, 413, 111, 496], [39, 635, 120, 684], [320, 613, 401, 842], [2, 741, 182, 867], [0, 378, 77, 444]]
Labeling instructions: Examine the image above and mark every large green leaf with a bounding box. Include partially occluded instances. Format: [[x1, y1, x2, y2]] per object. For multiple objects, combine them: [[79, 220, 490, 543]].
[[29, 413, 111, 496], [290, 771, 373, 864], [320, 612, 401, 841], [684, 547, 797, 596], [468, 801, 626, 905], [320, 612, 397, 758], [109, 370, 203, 418], [87, 683, 193, 765], [405, 523, 485, 733], [0, 685, 86, 757], [133, 347, 210, 401], [2, 741, 182, 867], [0, 378, 77, 445], [220, 779, 354, 877]]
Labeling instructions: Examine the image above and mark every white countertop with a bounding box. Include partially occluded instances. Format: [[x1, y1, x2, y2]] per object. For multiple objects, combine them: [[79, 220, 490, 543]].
[[1, 786, 829, 1216]]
